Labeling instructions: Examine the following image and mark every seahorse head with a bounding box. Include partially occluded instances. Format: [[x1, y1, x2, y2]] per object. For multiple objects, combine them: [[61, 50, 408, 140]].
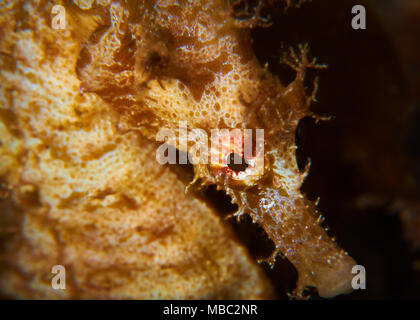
[[193, 128, 265, 189]]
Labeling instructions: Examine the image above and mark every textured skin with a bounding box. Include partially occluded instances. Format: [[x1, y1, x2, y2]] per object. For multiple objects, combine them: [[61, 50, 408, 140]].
[[0, 0, 356, 299], [0, 0, 272, 299]]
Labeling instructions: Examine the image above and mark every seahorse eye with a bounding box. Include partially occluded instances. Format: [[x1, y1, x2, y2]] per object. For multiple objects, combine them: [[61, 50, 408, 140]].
[[227, 152, 248, 173]]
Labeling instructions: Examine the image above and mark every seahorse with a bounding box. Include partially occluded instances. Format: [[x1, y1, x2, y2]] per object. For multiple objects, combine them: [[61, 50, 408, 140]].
[[75, 0, 357, 298], [193, 98, 356, 298]]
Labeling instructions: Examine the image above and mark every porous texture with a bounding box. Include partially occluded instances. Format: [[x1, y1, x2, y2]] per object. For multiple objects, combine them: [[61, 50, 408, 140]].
[[0, 0, 273, 299], [73, 0, 356, 298], [1, 0, 356, 299]]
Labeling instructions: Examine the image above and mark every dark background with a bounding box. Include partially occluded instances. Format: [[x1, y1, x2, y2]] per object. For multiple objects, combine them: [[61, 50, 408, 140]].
[[208, 0, 420, 299]]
